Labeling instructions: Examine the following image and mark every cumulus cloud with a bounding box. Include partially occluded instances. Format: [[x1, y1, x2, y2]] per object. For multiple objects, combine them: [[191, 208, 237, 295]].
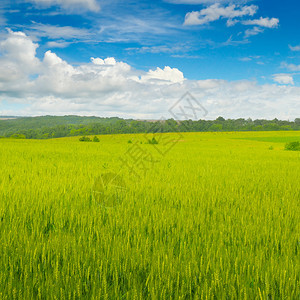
[[91, 57, 117, 65], [273, 74, 294, 85], [1, 30, 300, 120], [141, 66, 185, 84], [242, 17, 279, 28], [0, 29, 40, 83], [26, 0, 100, 12], [184, 4, 257, 26]]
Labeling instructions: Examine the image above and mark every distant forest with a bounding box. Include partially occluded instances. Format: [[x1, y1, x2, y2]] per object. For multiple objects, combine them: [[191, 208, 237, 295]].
[[1, 115, 300, 139]]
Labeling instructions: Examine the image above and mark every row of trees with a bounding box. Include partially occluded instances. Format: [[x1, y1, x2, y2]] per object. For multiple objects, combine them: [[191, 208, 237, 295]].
[[1, 116, 300, 139]]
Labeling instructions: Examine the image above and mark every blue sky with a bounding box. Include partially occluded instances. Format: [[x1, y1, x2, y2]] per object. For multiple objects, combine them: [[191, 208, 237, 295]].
[[0, 0, 299, 119]]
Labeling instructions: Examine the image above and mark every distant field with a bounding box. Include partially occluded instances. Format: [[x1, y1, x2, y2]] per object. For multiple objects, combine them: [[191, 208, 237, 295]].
[[237, 134, 300, 143], [0, 131, 299, 299]]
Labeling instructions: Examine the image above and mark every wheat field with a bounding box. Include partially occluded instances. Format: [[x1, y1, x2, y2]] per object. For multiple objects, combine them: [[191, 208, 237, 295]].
[[0, 131, 299, 299]]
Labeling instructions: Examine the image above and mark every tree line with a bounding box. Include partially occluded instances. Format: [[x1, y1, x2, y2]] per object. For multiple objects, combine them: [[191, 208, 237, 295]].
[[1, 116, 300, 139]]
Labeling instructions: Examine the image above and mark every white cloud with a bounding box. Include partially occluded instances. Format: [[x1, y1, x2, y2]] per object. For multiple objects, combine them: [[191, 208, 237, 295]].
[[242, 17, 279, 28], [46, 41, 71, 48], [166, 0, 248, 4], [239, 57, 252, 61], [141, 66, 185, 84], [1, 30, 300, 120], [126, 45, 190, 54], [27, 23, 92, 40], [24, 23, 95, 49], [221, 35, 249, 46], [239, 56, 261, 62], [27, 0, 100, 12], [244, 26, 264, 37], [184, 4, 257, 26], [273, 74, 294, 85], [281, 62, 300, 72], [91, 57, 117, 65], [0, 29, 40, 78], [226, 19, 239, 26], [289, 45, 300, 51], [98, 14, 180, 44]]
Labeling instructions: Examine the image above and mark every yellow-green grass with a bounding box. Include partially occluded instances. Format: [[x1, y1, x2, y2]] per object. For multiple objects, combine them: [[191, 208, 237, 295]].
[[0, 131, 299, 299]]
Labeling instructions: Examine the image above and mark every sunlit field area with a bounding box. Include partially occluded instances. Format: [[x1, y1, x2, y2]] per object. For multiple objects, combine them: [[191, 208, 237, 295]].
[[0, 131, 299, 299]]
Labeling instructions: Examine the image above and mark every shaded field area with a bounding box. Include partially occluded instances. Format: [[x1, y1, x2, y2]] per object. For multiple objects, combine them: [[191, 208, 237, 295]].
[[0, 131, 299, 299]]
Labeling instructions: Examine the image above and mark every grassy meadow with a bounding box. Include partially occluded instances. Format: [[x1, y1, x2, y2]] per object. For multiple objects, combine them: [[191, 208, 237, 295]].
[[0, 131, 299, 299]]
